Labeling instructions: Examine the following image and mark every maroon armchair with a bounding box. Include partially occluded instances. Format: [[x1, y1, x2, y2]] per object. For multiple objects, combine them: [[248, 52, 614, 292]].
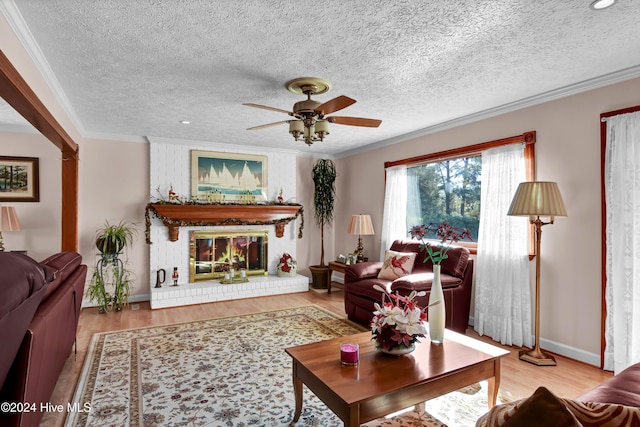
[[343, 239, 474, 334]]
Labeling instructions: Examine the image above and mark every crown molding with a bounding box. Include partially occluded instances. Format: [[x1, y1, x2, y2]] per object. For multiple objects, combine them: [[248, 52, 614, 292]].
[[0, 0, 85, 135], [146, 135, 334, 159], [334, 65, 640, 159]]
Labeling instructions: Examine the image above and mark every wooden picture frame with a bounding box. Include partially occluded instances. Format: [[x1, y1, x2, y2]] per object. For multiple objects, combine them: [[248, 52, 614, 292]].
[[191, 150, 267, 203], [0, 156, 39, 202]]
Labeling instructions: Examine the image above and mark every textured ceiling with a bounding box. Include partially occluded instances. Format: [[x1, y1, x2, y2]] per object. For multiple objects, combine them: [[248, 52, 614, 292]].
[[2, 0, 640, 156]]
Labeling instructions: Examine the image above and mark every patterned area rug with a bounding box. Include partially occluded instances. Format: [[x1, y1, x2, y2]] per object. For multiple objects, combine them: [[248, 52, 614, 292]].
[[65, 305, 509, 426]]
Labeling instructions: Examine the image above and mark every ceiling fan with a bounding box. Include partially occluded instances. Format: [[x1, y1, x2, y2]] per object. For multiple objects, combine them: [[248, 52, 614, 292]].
[[243, 77, 382, 146]]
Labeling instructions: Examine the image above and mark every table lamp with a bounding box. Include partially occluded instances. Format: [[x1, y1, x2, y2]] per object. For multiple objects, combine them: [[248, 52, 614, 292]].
[[508, 181, 567, 366], [0, 206, 22, 252], [348, 214, 374, 262]]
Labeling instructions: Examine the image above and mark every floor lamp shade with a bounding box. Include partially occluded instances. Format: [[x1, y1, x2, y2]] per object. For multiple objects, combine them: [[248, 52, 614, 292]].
[[508, 181, 567, 366], [507, 181, 567, 219]]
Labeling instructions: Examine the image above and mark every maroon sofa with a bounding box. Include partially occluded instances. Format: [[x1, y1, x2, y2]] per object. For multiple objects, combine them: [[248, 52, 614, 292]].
[[0, 251, 87, 427], [344, 239, 474, 333]]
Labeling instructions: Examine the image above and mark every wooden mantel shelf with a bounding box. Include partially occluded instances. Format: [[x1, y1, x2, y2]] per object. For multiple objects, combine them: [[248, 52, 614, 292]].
[[146, 203, 304, 242]]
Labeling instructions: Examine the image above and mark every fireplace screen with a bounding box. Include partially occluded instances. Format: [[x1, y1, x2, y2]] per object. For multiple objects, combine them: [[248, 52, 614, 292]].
[[189, 229, 268, 282]]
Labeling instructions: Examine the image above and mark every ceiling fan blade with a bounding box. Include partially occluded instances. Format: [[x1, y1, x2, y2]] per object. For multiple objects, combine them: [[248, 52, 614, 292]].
[[327, 116, 382, 128], [314, 95, 356, 115], [246, 120, 290, 130], [243, 103, 292, 115]]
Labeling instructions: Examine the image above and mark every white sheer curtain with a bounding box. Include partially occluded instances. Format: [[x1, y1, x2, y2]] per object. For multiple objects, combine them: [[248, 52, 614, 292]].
[[380, 165, 408, 260], [474, 144, 532, 347], [603, 111, 640, 373]]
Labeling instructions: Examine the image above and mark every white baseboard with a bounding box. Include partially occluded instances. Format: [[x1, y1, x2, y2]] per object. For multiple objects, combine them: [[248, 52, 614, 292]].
[[468, 315, 600, 367], [81, 293, 150, 308]]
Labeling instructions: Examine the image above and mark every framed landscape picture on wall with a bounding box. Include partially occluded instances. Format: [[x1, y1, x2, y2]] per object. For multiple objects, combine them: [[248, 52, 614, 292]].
[[191, 150, 267, 203], [0, 156, 40, 202]]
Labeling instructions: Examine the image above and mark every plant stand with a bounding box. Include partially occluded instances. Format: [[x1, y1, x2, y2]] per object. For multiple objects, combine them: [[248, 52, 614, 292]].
[[90, 254, 129, 313]]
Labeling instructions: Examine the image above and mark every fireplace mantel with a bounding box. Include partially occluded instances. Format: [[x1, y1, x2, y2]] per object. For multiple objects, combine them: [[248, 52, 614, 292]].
[[145, 203, 304, 242]]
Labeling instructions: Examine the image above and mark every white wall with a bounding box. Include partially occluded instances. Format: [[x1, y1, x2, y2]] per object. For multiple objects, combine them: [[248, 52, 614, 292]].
[[79, 137, 149, 300], [0, 131, 61, 261], [334, 77, 640, 365]]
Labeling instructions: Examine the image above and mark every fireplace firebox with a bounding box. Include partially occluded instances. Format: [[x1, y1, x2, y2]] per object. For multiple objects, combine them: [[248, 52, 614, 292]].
[[189, 229, 268, 282]]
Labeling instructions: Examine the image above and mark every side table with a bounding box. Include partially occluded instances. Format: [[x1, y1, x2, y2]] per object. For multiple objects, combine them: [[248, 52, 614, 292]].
[[327, 261, 347, 294]]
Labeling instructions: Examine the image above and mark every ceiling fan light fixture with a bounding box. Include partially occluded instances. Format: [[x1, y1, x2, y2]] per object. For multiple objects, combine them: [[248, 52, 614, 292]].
[[315, 120, 329, 141], [590, 0, 616, 10], [289, 120, 303, 140], [244, 77, 381, 146]]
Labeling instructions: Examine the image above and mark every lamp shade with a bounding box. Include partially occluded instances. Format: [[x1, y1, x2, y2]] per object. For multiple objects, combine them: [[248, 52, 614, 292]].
[[507, 181, 568, 218], [348, 214, 374, 235], [0, 206, 22, 231]]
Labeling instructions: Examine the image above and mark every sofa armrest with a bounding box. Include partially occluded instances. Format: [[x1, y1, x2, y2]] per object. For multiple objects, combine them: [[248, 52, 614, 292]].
[[345, 262, 383, 282]]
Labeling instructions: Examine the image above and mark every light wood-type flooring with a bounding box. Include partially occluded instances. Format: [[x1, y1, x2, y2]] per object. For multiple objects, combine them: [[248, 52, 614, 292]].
[[43, 283, 613, 427]]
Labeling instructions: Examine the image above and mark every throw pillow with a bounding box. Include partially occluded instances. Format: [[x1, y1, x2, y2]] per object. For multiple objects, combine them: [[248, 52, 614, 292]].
[[377, 250, 416, 280], [502, 386, 582, 427]]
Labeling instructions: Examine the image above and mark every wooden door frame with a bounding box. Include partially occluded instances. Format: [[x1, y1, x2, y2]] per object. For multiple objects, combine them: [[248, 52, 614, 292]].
[[0, 49, 79, 251]]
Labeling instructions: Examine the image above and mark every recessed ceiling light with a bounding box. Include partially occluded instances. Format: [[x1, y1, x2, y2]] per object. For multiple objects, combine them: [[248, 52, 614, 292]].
[[590, 0, 616, 10], [179, 120, 191, 124]]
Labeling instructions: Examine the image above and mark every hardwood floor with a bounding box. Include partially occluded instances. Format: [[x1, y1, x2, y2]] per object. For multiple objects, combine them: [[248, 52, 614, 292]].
[[44, 284, 612, 426]]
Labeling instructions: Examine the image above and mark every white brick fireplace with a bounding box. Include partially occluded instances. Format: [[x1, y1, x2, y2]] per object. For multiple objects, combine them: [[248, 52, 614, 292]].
[[147, 137, 307, 309]]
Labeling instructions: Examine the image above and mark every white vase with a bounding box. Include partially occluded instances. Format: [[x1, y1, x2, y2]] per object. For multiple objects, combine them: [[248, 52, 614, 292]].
[[428, 264, 446, 343]]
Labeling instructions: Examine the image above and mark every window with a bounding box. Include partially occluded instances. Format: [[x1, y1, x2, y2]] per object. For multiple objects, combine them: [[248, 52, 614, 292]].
[[407, 155, 482, 241], [384, 131, 536, 253]]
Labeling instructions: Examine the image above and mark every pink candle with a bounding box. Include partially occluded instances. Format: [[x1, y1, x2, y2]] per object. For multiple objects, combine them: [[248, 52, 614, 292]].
[[340, 343, 359, 365]]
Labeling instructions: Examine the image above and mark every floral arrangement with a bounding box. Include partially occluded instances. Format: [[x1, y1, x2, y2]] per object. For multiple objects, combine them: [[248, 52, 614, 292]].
[[370, 285, 433, 351], [277, 253, 297, 273], [409, 222, 472, 265]]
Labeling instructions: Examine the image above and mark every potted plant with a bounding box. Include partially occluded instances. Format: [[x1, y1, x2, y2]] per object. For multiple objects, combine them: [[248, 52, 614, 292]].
[[88, 220, 136, 312], [95, 220, 136, 255], [309, 159, 337, 288]]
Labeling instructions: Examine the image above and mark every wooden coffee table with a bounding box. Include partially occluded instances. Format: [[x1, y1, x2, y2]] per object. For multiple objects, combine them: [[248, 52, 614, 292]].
[[285, 329, 510, 426]]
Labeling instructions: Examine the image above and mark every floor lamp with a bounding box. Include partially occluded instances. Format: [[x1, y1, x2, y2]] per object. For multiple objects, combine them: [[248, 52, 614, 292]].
[[508, 182, 567, 366]]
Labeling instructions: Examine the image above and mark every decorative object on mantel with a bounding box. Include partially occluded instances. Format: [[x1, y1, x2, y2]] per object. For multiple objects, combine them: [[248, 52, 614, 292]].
[[144, 201, 304, 244], [168, 184, 180, 202], [371, 284, 433, 355], [309, 159, 336, 288], [277, 252, 297, 277], [409, 222, 473, 343], [507, 181, 567, 366]]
